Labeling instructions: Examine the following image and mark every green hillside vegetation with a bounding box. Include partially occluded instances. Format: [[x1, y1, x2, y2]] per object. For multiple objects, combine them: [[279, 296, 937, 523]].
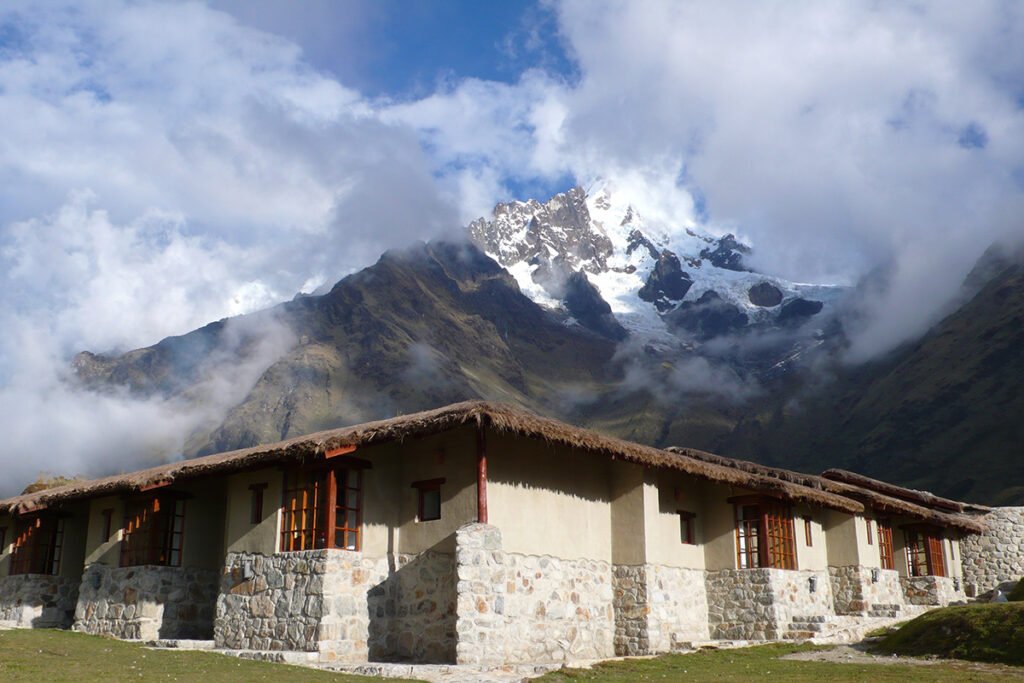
[[876, 602, 1024, 665]]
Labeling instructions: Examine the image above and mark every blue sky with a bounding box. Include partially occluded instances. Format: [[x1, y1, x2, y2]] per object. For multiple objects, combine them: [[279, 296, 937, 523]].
[[0, 0, 1022, 490], [213, 0, 579, 99]]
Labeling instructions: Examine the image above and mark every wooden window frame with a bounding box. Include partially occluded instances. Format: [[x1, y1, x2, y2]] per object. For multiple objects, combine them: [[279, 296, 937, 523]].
[[877, 519, 895, 570], [10, 515, 65, 576], [412, 478, 445, 522], [803, 516, 813, 547], [731, 496, 797, 570], [866, 518, 874, 545], [280, 462, 367, 553], [903, 525, 946, 577], [678, 510, 696, 545], [249, 483, 268, 525], [120, 494, 186, 568]]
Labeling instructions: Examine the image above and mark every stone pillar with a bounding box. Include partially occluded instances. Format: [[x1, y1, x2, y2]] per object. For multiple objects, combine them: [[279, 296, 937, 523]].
[[961, 507, 1024, 596], [612, 565, 650, 655], [454, 523, 506, 665]]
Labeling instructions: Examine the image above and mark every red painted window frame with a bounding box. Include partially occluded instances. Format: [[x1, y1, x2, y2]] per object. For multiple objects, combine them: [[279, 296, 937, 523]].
[[280, 463, 366, 552], [877, 519, 895, 570], [803, 516, 813, 547], [732, 496, 798, 570], [120, 495, 186, 567], [10, 515, 65, 576]]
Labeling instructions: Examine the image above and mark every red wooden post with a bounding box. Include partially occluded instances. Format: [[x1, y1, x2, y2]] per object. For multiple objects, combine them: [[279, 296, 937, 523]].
[[476, 422, 488, 524]]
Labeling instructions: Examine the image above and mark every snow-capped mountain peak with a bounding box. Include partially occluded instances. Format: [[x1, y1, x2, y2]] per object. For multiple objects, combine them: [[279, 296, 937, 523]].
[[468, 185, 845, 344]]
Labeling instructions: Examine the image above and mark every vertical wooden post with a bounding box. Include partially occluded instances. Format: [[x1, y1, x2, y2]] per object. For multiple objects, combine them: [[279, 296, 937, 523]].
[[325, 470, 337, 550], [476, 422, 488, 524]]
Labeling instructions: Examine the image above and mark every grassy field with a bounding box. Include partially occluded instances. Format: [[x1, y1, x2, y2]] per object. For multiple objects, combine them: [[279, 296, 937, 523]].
[[0, 628, 421, 683], [876, 602, 1024, 665], [3, 627, 1022, 683], [537, 643, 1022, 682]]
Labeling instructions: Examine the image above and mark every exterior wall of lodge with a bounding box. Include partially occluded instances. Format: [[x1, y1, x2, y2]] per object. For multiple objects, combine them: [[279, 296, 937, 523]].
[[0, 423, 989, 665]]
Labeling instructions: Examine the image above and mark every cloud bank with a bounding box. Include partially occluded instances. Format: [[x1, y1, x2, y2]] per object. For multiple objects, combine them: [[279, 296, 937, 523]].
[[2, 0, 1023, 492]]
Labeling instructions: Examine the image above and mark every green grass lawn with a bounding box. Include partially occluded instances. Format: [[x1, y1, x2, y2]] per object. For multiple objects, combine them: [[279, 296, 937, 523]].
[[876, 602, 1024, 665], [0, 629, 422, 682], [537, 643, 1022, 682]]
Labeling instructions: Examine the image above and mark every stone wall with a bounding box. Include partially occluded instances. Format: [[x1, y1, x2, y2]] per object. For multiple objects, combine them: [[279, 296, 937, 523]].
[[368, 550, 456, 663], [217, 549, 456, 664], [74, 564, 218, 639], [900, 575, 965, 606], [961, 507, 1024, 595], [829, 566, 904, 615], [613, 564, 708, 655], [454, 523, 615, 666], [706, 568, 833, 640], [0, 575, 79, 628]]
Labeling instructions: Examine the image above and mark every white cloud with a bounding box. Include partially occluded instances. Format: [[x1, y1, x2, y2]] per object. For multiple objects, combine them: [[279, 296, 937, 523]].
[[0, 0, 458, 493]]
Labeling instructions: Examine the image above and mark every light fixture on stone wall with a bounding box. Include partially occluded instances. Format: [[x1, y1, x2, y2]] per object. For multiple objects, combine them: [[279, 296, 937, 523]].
[[871, 568, 880, 583], [954, 577, 961, 591], [808, 575, 817, 593]]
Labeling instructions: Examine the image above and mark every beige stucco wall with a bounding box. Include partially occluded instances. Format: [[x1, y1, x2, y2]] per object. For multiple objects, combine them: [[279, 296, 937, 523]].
[[58, 503, 89, 580], [0, 513, 11, 575], [824, 512, 868, 567], [610, 461, 645, 565], [643, 469, 707, 569], [180, 479, 227, 570], [393, 427, 478, 556], [84, 496, 124, 566], [793, 503, 828, 571], [487, 432, 612, 561], [702, 483, 744, 571], [223, 468, 283, 555]]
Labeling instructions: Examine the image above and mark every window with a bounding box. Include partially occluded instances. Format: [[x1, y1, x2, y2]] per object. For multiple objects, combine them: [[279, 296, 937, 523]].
[[120, 496, 185, 567], [101, 508, 114, 541], [678, 511, 696, 544], [280, 465, 362, 552], [904, 526, 946, 577], [803, 516, 813, 547], [877, 519, 895, 570], [866, 518, 874, 545], [412, 478, 445, 522], [249, 483, 268, 524], [0, 526, 6, 552], [10, 516, 65, 576], [733, 497, 797, 570]]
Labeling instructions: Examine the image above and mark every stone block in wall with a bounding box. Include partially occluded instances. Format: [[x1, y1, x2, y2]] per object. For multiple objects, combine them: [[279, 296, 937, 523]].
[[961, 507, 1024, 595], [613, 564, 709, 656], [706, 568, 835, 641], [74, 564, 218, 640], [454, 522, 617, 666], [0, 575, 79, 629]]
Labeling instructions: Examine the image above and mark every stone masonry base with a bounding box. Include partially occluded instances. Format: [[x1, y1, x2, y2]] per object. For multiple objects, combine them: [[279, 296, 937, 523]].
[[73, 564, 219, 640], [0, 574, 79, 628]]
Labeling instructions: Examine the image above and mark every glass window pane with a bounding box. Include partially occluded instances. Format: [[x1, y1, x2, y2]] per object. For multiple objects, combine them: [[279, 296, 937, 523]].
[[421, 489, 441, 521]]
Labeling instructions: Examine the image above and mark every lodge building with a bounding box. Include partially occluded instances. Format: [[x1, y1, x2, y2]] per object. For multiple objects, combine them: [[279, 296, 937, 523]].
[[0, 401, 992, 665]]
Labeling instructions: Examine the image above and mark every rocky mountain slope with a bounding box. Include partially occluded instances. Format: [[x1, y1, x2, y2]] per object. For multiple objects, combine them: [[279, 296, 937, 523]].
[[75, 241, 619, 456], [711, 244, 1024, 505], [69, 188, 1024, 505]]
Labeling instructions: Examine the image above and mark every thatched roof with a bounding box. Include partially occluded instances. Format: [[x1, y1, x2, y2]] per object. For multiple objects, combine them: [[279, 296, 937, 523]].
[[822, 469, 992, 514], [667, 448, 984, 534], [0, 401, 861, 516]]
